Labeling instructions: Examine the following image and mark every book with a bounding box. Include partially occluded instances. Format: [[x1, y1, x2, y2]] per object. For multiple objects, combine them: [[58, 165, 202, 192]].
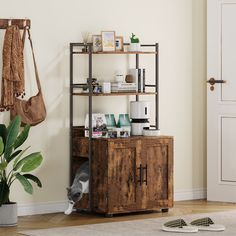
[[111, 82, 136, 92], [143, 69, 146, 92], [85, 113, 107, 138], [138, 69, 141, 92], [129, 68, 144, 92]]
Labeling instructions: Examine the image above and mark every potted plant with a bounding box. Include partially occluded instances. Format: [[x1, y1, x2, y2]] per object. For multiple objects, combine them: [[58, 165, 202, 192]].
[[129, 33, 140, 52], [0, 115, 43, 226]]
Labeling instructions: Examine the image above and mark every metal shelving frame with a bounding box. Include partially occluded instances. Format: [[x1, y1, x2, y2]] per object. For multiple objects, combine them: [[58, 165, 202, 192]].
[[69, 42, 159, 212]]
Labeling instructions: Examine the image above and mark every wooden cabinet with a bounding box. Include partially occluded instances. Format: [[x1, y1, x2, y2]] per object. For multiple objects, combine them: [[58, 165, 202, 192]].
[[73, 135, 173, 215], [69, 43, 174, 215]]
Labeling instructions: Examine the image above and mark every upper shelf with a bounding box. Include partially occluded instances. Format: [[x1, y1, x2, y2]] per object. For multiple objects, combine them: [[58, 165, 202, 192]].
[[73, 51, 157, 55], [70, 42, 158, 55]]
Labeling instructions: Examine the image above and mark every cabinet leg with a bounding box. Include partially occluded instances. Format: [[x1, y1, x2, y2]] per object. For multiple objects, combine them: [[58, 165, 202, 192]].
[[105, 213, 113, 218], [161, 208, 169, 213]]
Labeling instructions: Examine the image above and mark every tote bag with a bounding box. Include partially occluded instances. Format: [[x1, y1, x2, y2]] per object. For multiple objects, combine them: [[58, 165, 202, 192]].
[[11, 28, 46, 126]]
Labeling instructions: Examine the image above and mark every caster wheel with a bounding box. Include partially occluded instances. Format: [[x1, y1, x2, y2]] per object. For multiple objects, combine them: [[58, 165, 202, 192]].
[[161, 208, 169, 213], [105, 213, 113, 218]]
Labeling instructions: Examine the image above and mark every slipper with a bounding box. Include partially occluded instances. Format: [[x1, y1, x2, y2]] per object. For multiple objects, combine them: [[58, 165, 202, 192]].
[[190, 217, 225, 231], [162, 219, 198, 233]]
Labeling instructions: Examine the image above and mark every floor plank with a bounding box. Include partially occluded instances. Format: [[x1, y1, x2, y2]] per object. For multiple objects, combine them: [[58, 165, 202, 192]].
[[1, 200, 236, 236]]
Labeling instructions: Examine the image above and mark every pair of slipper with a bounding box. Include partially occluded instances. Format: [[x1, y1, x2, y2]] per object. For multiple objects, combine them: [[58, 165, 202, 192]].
[[162, 217, 225, 233]]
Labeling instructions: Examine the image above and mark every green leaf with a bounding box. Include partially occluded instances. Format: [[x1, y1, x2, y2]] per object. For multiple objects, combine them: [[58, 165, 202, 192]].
[[14, 124, 30, 149], [4, 116, 21, 162], [0, 124, 7, 145], [14, 152, 43, 172], [15, 173, 33, 194], [0, 161, 7, 171], [0, 181, 9, 206], [13, 146, 30, 170], [23, 174, 42, 188], [8, 150, 22, 163], [21, 153, 43, 173], [0, 137, 4, 156]]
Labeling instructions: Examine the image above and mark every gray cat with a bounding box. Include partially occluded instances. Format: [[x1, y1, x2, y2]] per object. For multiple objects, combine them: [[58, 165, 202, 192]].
[[64, 161, 89, 215]]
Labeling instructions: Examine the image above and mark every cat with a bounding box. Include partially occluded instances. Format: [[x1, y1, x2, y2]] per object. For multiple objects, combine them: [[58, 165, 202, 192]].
[[64, 161, 89, 215]]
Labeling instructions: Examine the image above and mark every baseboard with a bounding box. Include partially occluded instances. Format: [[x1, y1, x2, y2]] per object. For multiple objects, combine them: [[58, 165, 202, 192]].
[[174, 188, 207, 201], [17, 188, 206, 216], [18, 201, 68, 216]]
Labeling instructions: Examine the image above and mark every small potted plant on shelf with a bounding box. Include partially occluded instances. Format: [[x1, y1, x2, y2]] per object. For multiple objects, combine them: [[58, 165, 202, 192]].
[[129, 33, 140, 52], [0, 115, 43, 227]]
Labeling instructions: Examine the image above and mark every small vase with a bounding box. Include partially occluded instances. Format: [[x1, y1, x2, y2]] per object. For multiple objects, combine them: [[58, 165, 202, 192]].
[[129, 43, 140, 52], [117, 114, 131, 127], [105, 114, 116, 128]]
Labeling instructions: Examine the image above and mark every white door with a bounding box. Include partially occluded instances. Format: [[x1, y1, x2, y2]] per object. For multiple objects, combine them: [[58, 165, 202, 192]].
[[208, 0, 236, 202]]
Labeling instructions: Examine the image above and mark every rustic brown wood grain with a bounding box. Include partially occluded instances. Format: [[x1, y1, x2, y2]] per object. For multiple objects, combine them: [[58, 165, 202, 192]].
[[77, 51, 158, 55], [71, 133, 173, 215], [0, 19, 31, 29], [72, 92, 157, 96]]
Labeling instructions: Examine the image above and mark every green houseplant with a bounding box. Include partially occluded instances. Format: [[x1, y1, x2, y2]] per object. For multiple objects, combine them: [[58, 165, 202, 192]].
[[129, 33, 140, 51], [0, 115, 43, 226]]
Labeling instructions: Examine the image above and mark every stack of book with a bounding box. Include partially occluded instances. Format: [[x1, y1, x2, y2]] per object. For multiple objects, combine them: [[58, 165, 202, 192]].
[[129, 68, 146, 93], [111, 82, 136, 92]]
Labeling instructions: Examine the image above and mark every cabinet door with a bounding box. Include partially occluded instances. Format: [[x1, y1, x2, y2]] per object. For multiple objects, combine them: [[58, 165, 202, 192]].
[[107, 140, 138, 213], [137, 138, 173, 210]]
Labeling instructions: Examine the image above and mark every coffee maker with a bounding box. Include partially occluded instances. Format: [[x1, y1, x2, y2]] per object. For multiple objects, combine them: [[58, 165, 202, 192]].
[[130, 101, 150, 135]]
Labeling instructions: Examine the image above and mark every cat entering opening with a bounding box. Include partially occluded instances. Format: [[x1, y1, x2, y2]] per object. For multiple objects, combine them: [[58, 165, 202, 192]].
[[64, 161, 89, 215]]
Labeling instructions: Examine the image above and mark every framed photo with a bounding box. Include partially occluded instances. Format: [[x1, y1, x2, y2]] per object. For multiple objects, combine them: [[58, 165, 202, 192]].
[[115, 36, 124, 51], [92, 35, 102, 52], [101, 31, 116, 51]]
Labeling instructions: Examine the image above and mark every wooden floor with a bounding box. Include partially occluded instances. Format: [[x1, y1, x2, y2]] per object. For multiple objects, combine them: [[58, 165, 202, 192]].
[[1, 200, 236, 236]]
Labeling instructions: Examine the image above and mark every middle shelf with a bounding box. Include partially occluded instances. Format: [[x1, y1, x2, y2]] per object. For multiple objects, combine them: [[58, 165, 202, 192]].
[[72, 92, 157, 96]]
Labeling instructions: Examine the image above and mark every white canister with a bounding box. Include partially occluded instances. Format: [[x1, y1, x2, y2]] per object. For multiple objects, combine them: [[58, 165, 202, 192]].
[[102, 82, 111, 93], [130, 101, 150, 119], [115, 70, 124, 82], [131, 122, 150, 136]]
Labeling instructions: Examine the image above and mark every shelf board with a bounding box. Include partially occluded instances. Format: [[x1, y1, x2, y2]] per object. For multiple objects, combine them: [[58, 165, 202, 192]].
[[73, 51, 157, 55], [72, 92, 157, 96]]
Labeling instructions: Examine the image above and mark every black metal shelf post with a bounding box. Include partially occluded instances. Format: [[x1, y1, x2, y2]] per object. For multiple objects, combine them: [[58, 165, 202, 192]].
[[69, 43, 73, 183], [155, 43, 159, 130], [88, 44, 93, 211]]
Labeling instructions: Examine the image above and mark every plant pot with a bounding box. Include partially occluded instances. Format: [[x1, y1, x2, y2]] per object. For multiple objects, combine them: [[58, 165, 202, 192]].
[[0, 202, 17, 227], [129, 43, 140, 52]]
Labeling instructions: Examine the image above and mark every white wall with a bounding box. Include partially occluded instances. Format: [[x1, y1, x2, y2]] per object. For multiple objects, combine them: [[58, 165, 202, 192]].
[[0, 0, 207, 213], [192, 0, 207, 192]]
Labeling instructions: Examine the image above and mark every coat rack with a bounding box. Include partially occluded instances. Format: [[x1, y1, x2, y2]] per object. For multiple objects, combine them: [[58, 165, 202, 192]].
[[0, 18, 31, 29]]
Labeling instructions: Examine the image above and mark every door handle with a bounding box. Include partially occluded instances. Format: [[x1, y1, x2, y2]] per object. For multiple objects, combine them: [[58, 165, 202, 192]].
[[142, 164, 147, 185], [207, 78, 226, 91], [137, 164, 142, 186]]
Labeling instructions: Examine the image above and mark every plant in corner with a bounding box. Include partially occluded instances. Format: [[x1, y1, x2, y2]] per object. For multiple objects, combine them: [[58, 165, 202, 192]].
[[129, 33, 140, 52], [0, 115, 43, 226]]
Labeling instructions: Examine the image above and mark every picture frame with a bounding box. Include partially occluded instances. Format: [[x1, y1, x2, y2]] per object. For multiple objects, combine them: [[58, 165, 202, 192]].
[[115, 36, 124, 51], [101, 31, 116, 51], [92, 35, 102, 52]]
